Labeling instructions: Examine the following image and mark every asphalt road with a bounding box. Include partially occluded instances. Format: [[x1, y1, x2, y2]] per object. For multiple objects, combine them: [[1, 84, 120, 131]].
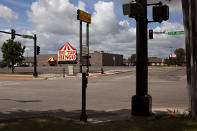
[[0, 67, 188, 120]]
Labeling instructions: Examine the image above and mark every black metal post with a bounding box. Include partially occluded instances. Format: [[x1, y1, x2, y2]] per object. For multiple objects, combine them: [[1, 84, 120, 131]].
[[80, 21, 82, 73], [86, 23, 89, 76], [132, 0, 152, 116], [80, 72, 87, 122], [33, 34, 38, 77], [63, 67, 65, 78]]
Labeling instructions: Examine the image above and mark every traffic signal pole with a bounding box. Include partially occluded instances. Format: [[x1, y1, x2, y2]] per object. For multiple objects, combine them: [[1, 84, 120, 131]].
[[0, 30, 39, 77], [132, 0, 152, 116], [33, 34, 38, 77]]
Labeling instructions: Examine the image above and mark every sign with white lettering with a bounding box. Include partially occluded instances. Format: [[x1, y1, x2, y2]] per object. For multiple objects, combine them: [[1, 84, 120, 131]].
[[58, 42, 77, 62]]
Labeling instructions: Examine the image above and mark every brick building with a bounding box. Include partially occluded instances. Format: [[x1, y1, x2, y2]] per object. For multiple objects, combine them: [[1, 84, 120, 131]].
[[90, 51, 123, 66], [23, 51, 123, 66]]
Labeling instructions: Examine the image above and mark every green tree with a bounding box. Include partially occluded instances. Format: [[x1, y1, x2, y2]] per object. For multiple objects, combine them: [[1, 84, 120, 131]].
[[1, 39, 26, 73], [174, 48, 186, 66], [128, 54, 136, 64]]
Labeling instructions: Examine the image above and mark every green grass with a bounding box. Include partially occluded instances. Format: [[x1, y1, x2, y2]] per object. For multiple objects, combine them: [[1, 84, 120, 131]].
[[0, 116, 197, 131]]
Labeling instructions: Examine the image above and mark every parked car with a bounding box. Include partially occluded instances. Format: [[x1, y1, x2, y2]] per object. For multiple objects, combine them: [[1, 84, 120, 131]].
[[20, 63, 29, 67], [0, 62, 7, 68]]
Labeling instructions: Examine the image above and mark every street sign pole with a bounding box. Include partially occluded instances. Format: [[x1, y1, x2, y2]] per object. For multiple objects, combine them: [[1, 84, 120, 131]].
[[80, 21, 82, 73], [132, 0, 152, 116], [33, 34, 38, 77], [80, 72, 88, 122], [77, 9, 91, 122], [86, 23, 89, 76]]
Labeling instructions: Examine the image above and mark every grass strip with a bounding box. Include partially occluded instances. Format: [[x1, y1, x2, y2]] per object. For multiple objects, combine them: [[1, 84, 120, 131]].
[[0, 116, 196, 131]]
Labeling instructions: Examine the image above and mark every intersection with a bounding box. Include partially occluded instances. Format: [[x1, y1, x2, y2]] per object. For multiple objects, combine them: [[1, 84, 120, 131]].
[[0, 67, 188, 121]]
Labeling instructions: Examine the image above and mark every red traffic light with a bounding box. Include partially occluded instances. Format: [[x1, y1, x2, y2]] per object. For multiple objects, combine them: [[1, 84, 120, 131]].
[[149, 29, 153, 39]]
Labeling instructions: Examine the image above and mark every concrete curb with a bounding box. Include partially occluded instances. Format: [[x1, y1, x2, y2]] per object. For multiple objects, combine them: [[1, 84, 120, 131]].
[[0, 70, 132, 80]]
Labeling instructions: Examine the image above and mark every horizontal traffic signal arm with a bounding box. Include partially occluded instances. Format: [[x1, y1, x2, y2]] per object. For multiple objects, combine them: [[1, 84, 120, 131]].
[[146, 2, 162, 6], [0, 30, 35, 39], [0, 30, 22, 37]]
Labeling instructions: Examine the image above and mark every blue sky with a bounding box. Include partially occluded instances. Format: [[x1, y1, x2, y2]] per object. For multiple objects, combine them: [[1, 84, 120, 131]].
[[0, 0, 184, 59]]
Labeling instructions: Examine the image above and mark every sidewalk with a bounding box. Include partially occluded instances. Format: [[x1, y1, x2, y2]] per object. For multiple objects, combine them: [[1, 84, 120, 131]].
[[0, 69, 132, 80], [42, 69, 133, 80]]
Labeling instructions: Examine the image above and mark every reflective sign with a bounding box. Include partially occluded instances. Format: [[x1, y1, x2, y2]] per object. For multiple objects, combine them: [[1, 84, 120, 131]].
[[77, 9, 91, 24]]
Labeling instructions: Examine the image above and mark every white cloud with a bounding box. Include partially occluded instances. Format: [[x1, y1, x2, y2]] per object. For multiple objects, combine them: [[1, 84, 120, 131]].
[[154, 21, 184, 32], [0, 4, 18, 23], [117, 0, 182, 13], [166, 0, 182, 13], [88, 1, 137, 58], [78, 0, 86, 11], [27, 0, 78, 35], [23, 0, 184, 59], [91, 1, 121, 35], [149, 21, 185, 58]]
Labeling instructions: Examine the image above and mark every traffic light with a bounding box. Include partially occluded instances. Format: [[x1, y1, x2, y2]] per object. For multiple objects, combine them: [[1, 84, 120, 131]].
[[11, 29, 15, 40], [149, 29, 153, 39], [153, 5, 169, 23], [123, 2, 144, 18], [36, 46, 40, 55]]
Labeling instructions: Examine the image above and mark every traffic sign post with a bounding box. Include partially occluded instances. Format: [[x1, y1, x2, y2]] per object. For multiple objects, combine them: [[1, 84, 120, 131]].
[[77, 9, 91, 122], [80, 72, 88, 122], [80, 20, 83, 73]]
